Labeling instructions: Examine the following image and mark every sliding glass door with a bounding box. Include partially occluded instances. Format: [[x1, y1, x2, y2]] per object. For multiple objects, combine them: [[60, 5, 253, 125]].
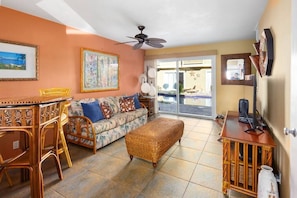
[[157, 59, 179, 113], [156, 56, 216, 118]]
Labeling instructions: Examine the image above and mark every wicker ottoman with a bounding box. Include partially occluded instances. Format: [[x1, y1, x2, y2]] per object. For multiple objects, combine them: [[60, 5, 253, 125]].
[[125, 117, 184, 168]]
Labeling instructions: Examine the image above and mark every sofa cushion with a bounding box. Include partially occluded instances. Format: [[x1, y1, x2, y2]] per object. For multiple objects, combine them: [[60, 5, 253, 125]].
[[93, 118, 118, 134], [119, 97, 136, 112], [81, 100, 104, 122], [112, 113, 127, 126], [100, 101, 113, 119], [125, 108, 147, 122], [98, 96, 120, 114], [69, 98, 96, 116], [124, 94, 141, 109]]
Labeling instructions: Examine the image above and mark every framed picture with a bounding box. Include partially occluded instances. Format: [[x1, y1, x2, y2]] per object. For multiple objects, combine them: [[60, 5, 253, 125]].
[[0, 40, 38, 81], [81, 48, 119, 92]]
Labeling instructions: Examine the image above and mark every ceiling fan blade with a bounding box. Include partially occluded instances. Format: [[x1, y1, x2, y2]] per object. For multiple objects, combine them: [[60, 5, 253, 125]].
[[115, 41, 137, 45], [146, 38, 167, 43], [133, 42, 143, 50], [127, 36, 142, 42], [145, 41, 164, 48]]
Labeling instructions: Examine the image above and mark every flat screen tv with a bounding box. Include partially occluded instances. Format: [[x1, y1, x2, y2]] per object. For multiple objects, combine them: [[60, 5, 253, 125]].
[[239, 74, 263, 133], [248, 74, 259, 131]]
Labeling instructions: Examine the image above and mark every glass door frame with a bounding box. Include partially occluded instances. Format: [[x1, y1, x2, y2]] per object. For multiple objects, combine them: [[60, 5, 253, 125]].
[[156, 55, 217, 119]]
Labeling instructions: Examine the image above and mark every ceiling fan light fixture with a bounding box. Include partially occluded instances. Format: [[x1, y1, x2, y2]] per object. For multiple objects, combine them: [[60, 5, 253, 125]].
[[116, 26, 166, 49]]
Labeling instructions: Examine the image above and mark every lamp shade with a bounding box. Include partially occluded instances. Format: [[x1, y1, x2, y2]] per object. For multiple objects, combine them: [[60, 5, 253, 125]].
[[148, 68, 156, 78], [141, 82, 150, 93], [149, 84, 156, 96]]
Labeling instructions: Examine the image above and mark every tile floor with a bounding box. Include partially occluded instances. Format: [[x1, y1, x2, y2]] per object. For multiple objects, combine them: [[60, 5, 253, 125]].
[[0, 114, 251, 198]]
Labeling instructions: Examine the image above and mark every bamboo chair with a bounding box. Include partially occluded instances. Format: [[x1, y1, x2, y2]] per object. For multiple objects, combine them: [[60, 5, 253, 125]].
[[39, 88, 73, 167]]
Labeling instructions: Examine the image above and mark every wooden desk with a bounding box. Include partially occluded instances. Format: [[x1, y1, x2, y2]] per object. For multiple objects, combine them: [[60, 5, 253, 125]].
[[0, 96, 70, 198], [221, 111, 275, 197]]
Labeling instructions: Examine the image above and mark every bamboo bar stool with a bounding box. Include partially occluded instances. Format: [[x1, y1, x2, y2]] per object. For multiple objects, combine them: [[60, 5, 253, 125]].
[[39, 88, 73, 167], [0, 138, 13, 187], [0, 131, 13, 186], [0, 103, 63, 195]]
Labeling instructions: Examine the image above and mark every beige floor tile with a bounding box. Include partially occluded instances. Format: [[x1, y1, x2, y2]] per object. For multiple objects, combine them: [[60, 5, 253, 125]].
[[139, 172, 188, 198], [95, 181, 141, 198], [44, 189, 65, 198], [204, 141, 223, 155], [184, 124, 195, 131], [54, 171, 110, 198], [100, 137, 126, 156], [191, 125, 213, 134], [183, 182, 225, 198], [180, 118, 200, 127], [0, 179, 31, 198], [186, 131, 210, 141], [197, 119, 215, 127], [211, 129, 221, 136], [190, 164, 222, 192], [198, 151, 222, 170], [181, 137, 206, 151], [207, 134, 223, 143], [171, 146, 202, 163], [89, 156, 130, 179], [111, 162, 155, 191], [160, 157, 196, 181]]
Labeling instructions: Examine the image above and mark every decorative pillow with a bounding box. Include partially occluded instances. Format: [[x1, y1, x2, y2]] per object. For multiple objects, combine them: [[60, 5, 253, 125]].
[[119, 97, 136, 112], [124, 94, 141, 109], [100, 101, 113, 119], [81, 100, 104, 122]]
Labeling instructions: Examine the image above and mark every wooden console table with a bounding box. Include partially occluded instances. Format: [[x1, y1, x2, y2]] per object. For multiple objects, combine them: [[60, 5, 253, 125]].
[[221, 111, 275, 197], [139, 96, 155, 119], [0, 96, 70, 198]]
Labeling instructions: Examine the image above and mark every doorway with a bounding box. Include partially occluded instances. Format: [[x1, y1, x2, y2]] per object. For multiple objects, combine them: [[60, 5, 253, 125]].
[[156, 56, 216, 119]]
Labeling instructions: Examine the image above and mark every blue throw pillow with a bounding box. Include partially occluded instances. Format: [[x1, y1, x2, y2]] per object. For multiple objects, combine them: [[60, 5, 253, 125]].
[[124, 94, 141, 109], [81, 100, 104, 122]]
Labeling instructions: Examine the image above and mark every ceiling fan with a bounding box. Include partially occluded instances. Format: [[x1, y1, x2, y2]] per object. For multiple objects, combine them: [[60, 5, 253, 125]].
[[117, 26, 166, 50]]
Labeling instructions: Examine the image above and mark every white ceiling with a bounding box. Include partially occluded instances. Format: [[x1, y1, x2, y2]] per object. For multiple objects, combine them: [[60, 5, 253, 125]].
[[1, 0, 268, 49]]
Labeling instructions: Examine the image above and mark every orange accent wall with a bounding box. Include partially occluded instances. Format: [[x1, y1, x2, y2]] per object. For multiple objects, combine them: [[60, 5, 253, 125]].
[[0, 7, 144, 159], [0, 7, 144, 99]]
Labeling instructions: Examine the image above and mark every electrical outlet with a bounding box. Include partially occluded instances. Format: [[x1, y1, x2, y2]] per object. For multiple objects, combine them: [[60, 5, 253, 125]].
[[13, 140, 19, 149]]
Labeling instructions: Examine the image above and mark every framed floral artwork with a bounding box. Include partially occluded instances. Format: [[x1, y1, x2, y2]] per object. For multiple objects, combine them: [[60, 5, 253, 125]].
[[81, 48, 119, 92]]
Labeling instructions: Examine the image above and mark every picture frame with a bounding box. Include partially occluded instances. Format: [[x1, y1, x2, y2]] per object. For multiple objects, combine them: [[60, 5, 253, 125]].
[[81, 48, 119, 92], [0, 40, 38, 81]]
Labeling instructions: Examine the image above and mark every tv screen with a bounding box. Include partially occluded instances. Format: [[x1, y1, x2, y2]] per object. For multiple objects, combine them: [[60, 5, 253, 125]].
[[251, 74, 258, 129], [238, 74, 263, 133]]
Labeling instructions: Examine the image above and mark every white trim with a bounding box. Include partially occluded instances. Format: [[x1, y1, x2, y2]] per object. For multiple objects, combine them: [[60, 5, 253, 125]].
[[290, 1, 297, 197]]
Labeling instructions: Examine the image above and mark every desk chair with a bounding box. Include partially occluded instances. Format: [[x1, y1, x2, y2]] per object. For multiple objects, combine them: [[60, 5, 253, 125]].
[[39, 88, 72, 167]]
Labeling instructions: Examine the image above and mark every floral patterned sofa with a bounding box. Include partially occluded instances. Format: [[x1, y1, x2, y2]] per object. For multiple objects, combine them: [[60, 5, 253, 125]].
[[65, 95, 148, 153]]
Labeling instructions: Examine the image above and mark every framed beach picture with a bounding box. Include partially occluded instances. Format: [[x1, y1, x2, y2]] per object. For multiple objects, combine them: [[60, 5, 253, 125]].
[[81, 48, 119, 92], [0, 40, 38, 81]]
